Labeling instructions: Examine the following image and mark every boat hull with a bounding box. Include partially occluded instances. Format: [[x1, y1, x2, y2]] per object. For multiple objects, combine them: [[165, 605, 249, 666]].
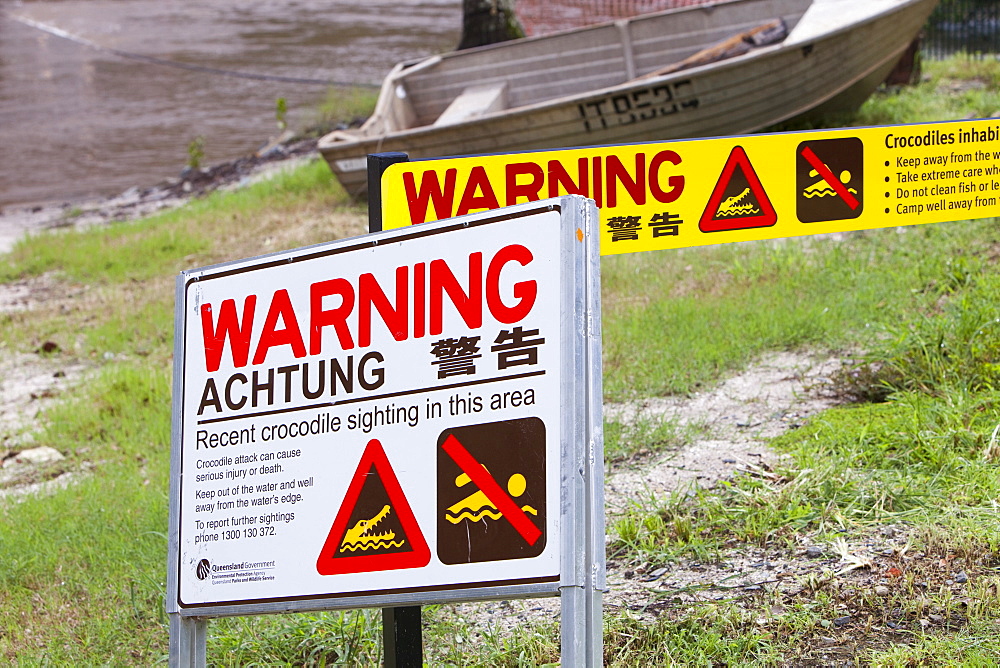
[[319, 0, 938, 199]]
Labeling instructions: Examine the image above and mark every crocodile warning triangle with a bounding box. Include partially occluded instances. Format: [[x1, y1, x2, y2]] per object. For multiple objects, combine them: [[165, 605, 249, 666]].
[[316, 438, 430, 576], [699, 146, 777, 232]]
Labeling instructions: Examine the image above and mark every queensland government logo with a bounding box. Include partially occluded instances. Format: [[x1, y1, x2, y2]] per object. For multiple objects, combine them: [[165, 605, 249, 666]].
[[196, 558, 211, 580]]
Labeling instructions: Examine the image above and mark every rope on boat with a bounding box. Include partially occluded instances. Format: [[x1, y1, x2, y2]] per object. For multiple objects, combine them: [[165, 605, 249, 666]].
[[3, 11, 379, 88]]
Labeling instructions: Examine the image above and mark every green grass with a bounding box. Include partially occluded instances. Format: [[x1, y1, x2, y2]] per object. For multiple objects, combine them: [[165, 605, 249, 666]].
[[770, 54, 1000, 132], [0, 365, 172, 663], [208, 610, 383, 666], [424, 605, 561, 667], [868, 625, 1000, 667], [1, 54, 1000, 665], [605, 610, 781, 667], [0, 158, 349, 286], [853, 56, 1000, 127], [604, 413, 698, 462], [305, 86, 380, 137], [602, 217, 1000, 400], [1, 219, 208, 284]]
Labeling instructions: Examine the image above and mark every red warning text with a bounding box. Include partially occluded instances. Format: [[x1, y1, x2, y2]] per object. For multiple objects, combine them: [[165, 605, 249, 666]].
[[402, 150, 685, 225], [199, 244, 538, 373]]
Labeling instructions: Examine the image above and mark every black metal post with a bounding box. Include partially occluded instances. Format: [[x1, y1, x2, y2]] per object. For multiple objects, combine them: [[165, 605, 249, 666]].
[[367, 152, 410, 234], [381, 606, 422, 668], [366, 151, 421, 668]]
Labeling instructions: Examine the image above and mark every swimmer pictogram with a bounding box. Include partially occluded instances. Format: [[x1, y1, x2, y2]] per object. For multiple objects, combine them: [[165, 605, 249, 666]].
[[796, 137, 864, 222], [316, 438, 429, 575], [437, 418, 547, 564], [444, 472, 538, 525], [699, 146, 777, 232]]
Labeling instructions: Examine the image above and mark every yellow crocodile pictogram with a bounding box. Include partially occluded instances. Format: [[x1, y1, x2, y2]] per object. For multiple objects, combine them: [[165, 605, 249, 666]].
[[716, 187, 759, 217], [339, 504, 405, 552]]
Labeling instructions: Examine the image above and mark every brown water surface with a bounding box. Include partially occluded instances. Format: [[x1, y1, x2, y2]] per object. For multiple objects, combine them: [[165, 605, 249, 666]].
[[0, 0, 460, 207]]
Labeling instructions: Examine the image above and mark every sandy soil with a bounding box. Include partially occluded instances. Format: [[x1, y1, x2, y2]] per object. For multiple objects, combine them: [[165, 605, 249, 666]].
[[0, 141, 318, 498], [603, 352, 843, 510]]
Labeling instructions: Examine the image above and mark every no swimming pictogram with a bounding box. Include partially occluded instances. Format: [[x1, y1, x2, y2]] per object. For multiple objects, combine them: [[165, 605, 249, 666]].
[[699, 146, 777, 232], [437, 418, 546, 565], [316, 438, 430, 576], [796, 137, 864, 223]]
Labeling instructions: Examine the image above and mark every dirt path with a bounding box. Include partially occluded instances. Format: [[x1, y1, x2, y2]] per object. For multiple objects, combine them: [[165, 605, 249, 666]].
[[446, 351, 847, 632], [604, 351, 842, 512], [0, 276, 91, 500]]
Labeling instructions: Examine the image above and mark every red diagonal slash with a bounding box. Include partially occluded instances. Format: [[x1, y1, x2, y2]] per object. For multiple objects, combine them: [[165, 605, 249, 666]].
[[800, 145, 860, 210], [441, 434, 542, 546]]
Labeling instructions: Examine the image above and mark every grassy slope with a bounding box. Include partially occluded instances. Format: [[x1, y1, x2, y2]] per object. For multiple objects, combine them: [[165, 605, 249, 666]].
[[600, 58, 1000, 665], [0, 58, 997, 664], [0, 162, 368, 664]]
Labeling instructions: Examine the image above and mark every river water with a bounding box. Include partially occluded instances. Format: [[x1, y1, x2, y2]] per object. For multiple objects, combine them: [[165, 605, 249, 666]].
[[0, 0, 461, 207]]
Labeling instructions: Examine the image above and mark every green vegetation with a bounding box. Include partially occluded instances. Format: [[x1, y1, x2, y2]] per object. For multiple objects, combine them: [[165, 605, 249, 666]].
[[604, 413, 697, 462], [276, 97, 289, 132], [307, 86, 380, 137], [187, 136, 206, 171], [772, 53, 1000, 131], [601, 221, 997, 400], [0, 56, 998, 664], [853, 57, 1000, 127], [210, 610, 382, 665]]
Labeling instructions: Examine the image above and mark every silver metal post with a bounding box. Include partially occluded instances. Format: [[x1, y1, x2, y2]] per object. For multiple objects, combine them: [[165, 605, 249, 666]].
[[560, 197, 604, 667], [169, 615, 207, 667], [585, 197, 607, 665], [168, 275, 208, 667]]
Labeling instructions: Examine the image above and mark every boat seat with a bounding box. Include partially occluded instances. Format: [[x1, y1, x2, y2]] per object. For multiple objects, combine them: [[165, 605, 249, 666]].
[[433, 82, 508, 126]]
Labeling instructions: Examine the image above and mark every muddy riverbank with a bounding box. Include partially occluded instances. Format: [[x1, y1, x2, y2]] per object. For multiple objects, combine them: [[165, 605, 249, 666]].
[[0, 1, 460, 209], [0, 135, 322, 254]]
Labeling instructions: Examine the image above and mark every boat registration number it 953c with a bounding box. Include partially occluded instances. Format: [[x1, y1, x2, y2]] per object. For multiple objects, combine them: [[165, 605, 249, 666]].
[[577, 80, 699, 133]]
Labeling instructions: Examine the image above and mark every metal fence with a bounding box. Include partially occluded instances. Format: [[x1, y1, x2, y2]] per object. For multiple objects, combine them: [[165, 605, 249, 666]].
[[513, 0, 999, 58], [516, 0, 705, 37], [923, 0, 1000, 57]]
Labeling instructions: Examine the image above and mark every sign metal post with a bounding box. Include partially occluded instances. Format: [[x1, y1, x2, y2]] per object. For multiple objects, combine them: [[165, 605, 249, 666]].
[[167, 278, 208, 667]]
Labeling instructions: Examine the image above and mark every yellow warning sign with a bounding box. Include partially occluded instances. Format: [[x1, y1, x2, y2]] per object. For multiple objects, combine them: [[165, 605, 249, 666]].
[[380, 119, 1000, 256]]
